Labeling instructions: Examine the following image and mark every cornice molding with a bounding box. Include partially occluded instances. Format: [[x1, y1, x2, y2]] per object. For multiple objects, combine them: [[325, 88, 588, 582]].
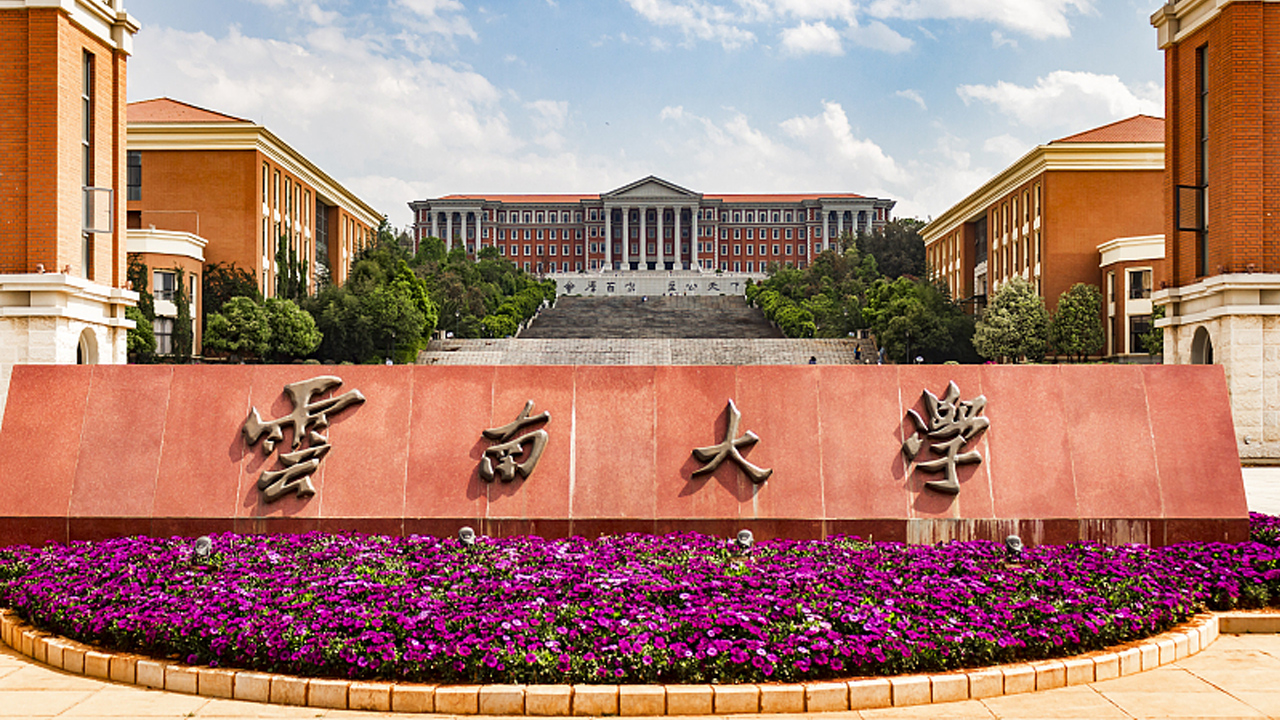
[[1151, 0, 1280, 48], [127, 123, 381, 227], [921, 142, 1163, 245], [0, 0, 140, 54]]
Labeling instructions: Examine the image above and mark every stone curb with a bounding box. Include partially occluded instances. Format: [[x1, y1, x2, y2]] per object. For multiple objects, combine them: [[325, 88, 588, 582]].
[[0, 610, 1230, 715]]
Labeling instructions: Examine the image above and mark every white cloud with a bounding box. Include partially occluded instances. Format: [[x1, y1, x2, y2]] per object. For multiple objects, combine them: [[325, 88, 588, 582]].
[[982, 133, 1029, 162], [865, 0, 1095, 39], [395, 0, 476, 38], [781, 101, 908, 185], [780, 20, 844, 56], [895, 88, 926, 110], [622, 0, 757, 49], [990, 30, 1016, 48], [957, 70, 1162, 131], [847, 19, 912, 52]]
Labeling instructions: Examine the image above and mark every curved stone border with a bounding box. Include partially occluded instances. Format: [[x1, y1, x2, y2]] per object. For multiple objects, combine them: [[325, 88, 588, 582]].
[[0, 609, 1237, 715]]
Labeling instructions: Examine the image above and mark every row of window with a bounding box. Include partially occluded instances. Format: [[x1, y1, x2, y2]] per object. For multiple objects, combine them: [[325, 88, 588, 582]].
[[461, 225, 837, 242], [479, 242, 830, 259], [498, 260, 794, 274], [422, 207, 883, 226]]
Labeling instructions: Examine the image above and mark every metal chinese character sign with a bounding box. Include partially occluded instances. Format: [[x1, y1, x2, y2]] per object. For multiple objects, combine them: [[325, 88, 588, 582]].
[[692, 399, 773, 484], [242, 376, 366, 502], [902, 381, 988, 495], [481, 400, 550, 483]]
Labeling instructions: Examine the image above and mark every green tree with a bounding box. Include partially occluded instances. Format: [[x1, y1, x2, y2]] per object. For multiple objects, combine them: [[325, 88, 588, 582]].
[[125, 306, 156, 359], [864, 277, 976, 363], [265, 297, 322, 360], [126, 255, 154, 322], [856, 218, 927, 279], [204, 296, 271, 361], [1143, 305, 1166, 356], [170, 266, 193, 360], [275, 236, 309, 301], [203, 262, 260, 320], [974, 277, 1051, 362], [1049, 283, 1105, 361]]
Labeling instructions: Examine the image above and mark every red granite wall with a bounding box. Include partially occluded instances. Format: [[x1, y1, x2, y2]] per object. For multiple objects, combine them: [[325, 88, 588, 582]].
[[0, 364, 1247, 547]]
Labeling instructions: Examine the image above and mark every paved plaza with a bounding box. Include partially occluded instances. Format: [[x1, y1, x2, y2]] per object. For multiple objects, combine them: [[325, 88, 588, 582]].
[[2, 633, 1280, 718]]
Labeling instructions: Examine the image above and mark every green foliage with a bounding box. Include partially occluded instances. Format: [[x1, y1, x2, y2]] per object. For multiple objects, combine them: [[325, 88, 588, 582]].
[[171, 266, 193, 360], [864, 277, 977, 363], [126, 255, 154, 321], [203, 262, 260, 321], [204, 296, 271, 361], [855, 218, 926, 279], [125, 306, 155, 359], [1143, 305, 1166, 356], [274, 236, 309, 301], [265, 297, 322, 360], [1049, 283, 1104, 361], [974, 277, 1051, 363]]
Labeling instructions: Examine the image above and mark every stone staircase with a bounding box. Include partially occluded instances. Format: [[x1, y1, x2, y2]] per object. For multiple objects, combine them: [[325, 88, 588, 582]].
[[417, 295, 880, 366]]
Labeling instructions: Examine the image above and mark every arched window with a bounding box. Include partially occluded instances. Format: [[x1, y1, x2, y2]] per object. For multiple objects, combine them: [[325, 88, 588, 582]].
[[1191, 326, 1214, 364]]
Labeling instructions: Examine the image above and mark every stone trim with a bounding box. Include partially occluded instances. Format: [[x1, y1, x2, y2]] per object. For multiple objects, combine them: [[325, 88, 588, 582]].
[[0, 608, 1233, 715]]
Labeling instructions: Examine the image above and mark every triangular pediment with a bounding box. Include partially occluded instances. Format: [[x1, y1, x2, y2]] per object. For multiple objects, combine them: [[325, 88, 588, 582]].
[[602, 176, 701, 200]]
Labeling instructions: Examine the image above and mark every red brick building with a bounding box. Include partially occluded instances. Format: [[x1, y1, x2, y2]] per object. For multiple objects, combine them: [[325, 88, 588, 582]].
[[126, 98, 380, 297], [0, 0, 139, 413], [921, 116, 1166, 359], [409, 176, 895, 274], [1153, 0, 1280, 460]]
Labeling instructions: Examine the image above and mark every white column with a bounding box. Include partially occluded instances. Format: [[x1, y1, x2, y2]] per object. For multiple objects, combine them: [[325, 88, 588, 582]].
[[821, 210, 829, 253], [622, 206, 630, 269], [446, 213, 454, 251], [430, 210, 438, 241], [837, 211, 844, 247], [605, 206, 613, 270], [691, 207, 700, 270], [474, 209, 483, 261], [674, 209, 682, 270], [640, 207, 648, 268], [657, 207, 665, 270]]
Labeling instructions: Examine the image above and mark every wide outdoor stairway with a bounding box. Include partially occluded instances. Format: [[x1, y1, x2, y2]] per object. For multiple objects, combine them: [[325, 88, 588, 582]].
[[418, 295, 877, 366]]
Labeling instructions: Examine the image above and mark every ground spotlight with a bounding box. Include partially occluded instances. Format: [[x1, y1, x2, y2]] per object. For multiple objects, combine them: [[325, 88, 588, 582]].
[[1005, 534, 1024, 555], [735, 529, 754, 552], [192, 535, 212, 561], [458, 526, 476, 546]]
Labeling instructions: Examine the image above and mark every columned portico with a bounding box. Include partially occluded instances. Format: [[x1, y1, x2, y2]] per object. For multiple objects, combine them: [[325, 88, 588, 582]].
[[409, 176, 895, 275]]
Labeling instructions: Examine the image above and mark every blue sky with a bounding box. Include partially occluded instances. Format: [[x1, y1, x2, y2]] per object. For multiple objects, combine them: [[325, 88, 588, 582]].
[[124, 0, 1165, 228]]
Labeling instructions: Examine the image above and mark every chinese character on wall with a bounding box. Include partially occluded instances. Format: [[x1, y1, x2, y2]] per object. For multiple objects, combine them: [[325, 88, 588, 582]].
[[481, 400, 551, 483], [692, 399, 772, 484], [242, 376, 366, 502], [902, 381, 988, 495]]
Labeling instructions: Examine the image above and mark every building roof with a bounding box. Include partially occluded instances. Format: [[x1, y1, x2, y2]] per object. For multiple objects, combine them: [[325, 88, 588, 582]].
[[128, 98, 250, 124], [435, 192, 869, 204], [1053, 115, 1164, 144]]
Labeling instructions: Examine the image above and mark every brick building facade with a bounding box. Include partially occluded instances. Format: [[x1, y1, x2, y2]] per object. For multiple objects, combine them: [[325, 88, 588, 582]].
[[1153, 0, 1280, 460], [0, 0, 140, 416], [409, 176, 895, 274], [921, 116, 1166, 359], [126, 98, 380, 303]]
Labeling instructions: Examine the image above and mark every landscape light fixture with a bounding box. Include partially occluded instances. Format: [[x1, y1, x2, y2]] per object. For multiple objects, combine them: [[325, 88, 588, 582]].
[[192, 535, 212, 561], [735, 529, 754, 552], [458, 526, 476, 546], [1005, 534, 1024, 556]]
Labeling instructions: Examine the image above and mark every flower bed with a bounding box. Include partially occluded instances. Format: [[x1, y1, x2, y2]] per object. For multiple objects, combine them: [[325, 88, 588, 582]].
[[1, 519, 1279, 686]]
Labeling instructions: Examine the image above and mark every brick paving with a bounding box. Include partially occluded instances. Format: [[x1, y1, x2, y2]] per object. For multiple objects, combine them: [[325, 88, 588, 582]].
[[4, 634, 1280, 718]]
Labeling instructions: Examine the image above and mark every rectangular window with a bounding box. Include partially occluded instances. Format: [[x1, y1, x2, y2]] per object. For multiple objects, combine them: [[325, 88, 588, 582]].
[[81, 51, 96, 278], [720, 244, 728, 255], [549, 244, 557, 255], [772, 244, 780, 255], [154, 317, 174, 356], [127, 151, 141, 201], [1197, 43, 1210, 276], [153, 270, 176, 302], [746, 229, 754, 240], [1129, 269, 1152, 299], [734, 244, 742, 255], [1129, 315, 1152, 354], [524, 244, 532, 256]]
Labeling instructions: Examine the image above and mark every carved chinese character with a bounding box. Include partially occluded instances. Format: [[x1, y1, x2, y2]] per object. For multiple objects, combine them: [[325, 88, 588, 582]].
[[606, 281, 616, 292], [708, 281, 721, 292], [242, 376, 365, 502], [481, 400, 550, 483], [692, 399, 772, 484], [902, 381, 988, 495], [587, 280, 597, 292], [667, 280, 677, 292], [564, 281, 575, 293], [686, 283, 698, 292], [625, 281, 636, 292]]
